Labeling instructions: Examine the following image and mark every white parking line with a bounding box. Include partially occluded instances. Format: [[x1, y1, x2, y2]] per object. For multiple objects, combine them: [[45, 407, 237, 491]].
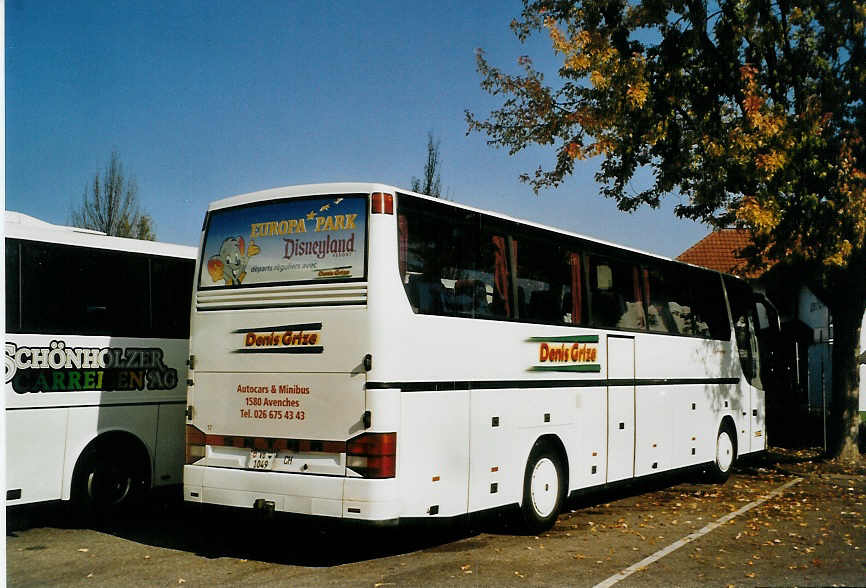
[[593, 477, 803, 588]]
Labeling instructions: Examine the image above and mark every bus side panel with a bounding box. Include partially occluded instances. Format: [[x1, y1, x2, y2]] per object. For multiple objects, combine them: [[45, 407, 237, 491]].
[[634, 386, 673, 477], [6, 408, 69, 504], [572, 387, 607, 490], [750, 385, 766, 453], [399, 390, 469, 518], [468, 388, 525, 513], [670, 384, 715, 468], [154, 403, 186, 486], [732, 383, 751, 457], [469, 387, 597, 513], [61, 404, 159, 500]]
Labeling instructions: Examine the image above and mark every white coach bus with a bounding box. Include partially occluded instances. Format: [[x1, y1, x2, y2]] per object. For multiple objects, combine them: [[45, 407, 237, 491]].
[[5, 212, 196, 512], [184, 183, 767, 532]]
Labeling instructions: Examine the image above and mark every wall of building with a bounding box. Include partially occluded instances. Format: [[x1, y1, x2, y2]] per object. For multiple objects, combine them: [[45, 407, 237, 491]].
[[797, 287, 832, 412]]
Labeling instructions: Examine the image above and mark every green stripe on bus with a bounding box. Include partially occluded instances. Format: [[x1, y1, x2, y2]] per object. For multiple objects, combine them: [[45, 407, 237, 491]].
[[527, 335, 599, 343], [529, 364, 602, 373]]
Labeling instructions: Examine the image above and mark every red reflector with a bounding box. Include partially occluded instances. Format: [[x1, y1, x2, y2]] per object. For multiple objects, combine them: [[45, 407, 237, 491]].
[[322, 440, 348, 453], [371, 192, 394, 215], [186, 424, 206, 445]]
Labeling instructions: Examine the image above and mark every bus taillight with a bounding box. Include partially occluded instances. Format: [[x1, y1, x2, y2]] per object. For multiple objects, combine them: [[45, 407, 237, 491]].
[[186, 425, 206, 464], [346, 432, 396, 478], [371, 192, 394, 215]]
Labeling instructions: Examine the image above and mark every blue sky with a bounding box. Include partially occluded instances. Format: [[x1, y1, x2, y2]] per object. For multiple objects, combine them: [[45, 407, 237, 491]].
[[6, 0, 710, 258]]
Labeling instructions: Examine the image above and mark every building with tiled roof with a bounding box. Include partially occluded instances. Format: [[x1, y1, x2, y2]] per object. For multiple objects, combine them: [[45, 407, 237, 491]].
[[675, 228, 763, 278]]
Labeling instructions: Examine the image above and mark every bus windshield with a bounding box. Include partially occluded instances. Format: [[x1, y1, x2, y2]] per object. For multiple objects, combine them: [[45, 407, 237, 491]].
[[198, 194, 368, 289]]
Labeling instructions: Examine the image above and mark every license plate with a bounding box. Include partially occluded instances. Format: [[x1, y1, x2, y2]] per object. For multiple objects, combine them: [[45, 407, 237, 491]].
[[247, 450, 276, 470]]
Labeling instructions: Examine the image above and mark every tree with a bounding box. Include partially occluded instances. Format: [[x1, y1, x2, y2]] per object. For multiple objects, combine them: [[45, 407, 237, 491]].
[[71, 151, 156, 240], [467, 0, 865, 460], [411, 132, 443, 198]]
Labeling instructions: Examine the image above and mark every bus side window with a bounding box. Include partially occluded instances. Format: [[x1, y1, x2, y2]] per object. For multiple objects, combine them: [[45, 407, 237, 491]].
[[645, 265, 696, 335], [566, 252, 584, 325], [488, 234, 514, 319], [152, 257, 195, 338], [511, 230, 577, 325], [6, 239, 20, 332], [645, 268, 676, 334], [689, 272, 731, 340], [397, 195, 479, 318], [589, 255, 645, 330], [724, 275, 762, 388], [19, 241, 149, 336]]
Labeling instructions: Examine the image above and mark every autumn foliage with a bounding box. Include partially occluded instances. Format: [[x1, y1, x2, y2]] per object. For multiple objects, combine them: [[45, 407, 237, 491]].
[[468, 0, 865, 459]]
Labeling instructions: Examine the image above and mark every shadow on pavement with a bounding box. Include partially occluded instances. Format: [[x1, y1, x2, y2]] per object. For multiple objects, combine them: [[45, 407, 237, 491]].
[[7, 491, 481, 567], [7, 448, 819, 566]]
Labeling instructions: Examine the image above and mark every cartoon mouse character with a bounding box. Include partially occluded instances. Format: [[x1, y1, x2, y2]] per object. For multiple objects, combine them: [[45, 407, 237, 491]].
[[207, 236, 260, 286]]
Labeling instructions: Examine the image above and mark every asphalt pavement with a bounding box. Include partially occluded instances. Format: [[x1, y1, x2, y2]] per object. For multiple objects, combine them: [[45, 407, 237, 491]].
[[7, 448, 866, 587]]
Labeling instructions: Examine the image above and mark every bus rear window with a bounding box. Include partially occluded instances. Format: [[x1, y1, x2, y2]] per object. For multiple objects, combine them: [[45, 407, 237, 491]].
[[198, 194, 367, 289]]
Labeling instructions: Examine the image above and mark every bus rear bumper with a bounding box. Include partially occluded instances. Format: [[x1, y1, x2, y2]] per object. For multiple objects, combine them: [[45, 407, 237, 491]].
[[183, 464, 400, 522]]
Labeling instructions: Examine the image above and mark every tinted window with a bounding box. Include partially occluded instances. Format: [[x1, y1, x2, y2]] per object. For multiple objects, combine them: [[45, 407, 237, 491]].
[[398, 196, 481, 317], [395, 193, 729, 340], [588, 255, 645, 330], [6, 239, 20, 332], [478, 221, 514, 320], [725, 275, 762, 387], [642, 263, 729, 340], [514, 231, 583, 325], [645, 265, 701, 336], [9, 240, 192, 339], [398, 195, 588, 325], [19, 241, 149, 336], [689, 270, 730, 340], [152, 257, 194, 338]]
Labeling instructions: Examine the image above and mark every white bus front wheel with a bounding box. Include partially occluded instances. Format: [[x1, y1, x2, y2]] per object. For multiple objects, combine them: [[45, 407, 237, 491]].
[[520, 441, 565, 534], [708, 425, 736, 483]]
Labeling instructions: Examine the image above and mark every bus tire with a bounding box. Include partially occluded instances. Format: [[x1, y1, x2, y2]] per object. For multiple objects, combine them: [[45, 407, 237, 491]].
[[519, 441, 565, 534], [708, 422, 737, 483], [72, 440, 149, 518]]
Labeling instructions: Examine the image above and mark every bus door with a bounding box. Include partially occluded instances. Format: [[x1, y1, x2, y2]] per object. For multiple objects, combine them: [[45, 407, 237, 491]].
[[606, 335, 635, 483], [727, 276, 768, 454]]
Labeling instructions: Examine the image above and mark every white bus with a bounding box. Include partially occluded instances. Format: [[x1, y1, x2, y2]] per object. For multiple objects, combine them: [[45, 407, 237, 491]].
[[5, 212, 196, 513], [184, 183, 767, 532]]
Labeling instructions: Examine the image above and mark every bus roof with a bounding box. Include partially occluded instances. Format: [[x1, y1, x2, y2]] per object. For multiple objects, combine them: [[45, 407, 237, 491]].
[[5, 210, 198, 260]]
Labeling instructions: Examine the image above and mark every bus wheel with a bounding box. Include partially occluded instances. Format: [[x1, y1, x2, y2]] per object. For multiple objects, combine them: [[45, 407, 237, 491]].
[[708, 423, 737, 483], [72, 445, 147, 517], [520, 441, 565, 534]]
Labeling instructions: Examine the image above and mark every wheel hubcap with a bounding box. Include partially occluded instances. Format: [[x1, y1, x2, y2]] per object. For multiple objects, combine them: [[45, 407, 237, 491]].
[[716, 431, 734, 472], [87, 467, 133, 506], [530, 457, 559, 518]]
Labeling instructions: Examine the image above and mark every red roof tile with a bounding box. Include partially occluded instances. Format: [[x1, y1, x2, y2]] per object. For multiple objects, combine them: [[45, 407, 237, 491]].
[[676, 229, 765, 277]]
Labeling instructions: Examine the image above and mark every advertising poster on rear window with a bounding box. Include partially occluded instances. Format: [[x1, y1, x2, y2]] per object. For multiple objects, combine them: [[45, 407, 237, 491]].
[[199, 195, 366, 288]]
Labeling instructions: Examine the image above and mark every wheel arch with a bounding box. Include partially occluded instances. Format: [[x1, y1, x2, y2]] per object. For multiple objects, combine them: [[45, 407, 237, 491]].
[[524, 433, 570, 503], [68, 430, 153, 500], [719, 415, 738, 458]]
